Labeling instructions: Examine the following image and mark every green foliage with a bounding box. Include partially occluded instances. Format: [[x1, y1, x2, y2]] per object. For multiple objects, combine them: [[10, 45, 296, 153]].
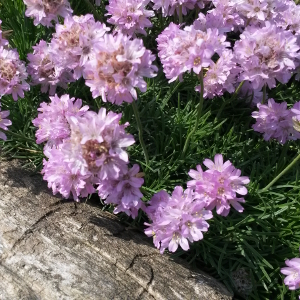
[[1, 1, 300, 299]]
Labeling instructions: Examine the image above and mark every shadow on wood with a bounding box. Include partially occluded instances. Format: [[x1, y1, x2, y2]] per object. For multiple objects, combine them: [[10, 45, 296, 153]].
[[0, 159, 233, 300]]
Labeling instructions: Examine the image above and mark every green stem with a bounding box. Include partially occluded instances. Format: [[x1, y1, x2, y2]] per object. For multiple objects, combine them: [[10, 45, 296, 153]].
[[261, 152, 300, 192], [182, 69, 204, 157], [132, 101, 149, 165], [83, 0, 102, 21], [179, 5, 183, 23], [262, 84, 267, 104], [5, 130, 36, 142], [216, 81, 245, 120]]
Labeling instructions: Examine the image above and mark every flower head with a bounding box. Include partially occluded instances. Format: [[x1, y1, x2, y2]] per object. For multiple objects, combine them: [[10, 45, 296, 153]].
[[252, 98, 300, 144], [0, 47, 29, 101], [32, 94, 89, 145], [83, 33, 157, 104], [23, 0, 73, 27], [281, 257, 300, 290], [27, 40, 74, 94], [144, 187, 213, 253], [50, 15, 109, 79], [234, 22, 300, 90], [189, 154, 250, 216], [157, 22, 230, 83], [98, 164, 145, 218], [106, 0, 154, 37]]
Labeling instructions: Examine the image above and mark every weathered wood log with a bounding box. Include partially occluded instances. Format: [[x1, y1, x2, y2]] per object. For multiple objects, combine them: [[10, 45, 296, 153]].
[[0, 159, 233, 300]]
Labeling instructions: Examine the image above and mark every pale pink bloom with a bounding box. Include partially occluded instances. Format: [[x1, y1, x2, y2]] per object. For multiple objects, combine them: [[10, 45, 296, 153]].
[[23, 0, 73, 27]]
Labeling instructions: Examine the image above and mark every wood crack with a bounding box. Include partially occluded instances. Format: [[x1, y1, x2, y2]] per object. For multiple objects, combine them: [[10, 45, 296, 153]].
[[10, 206, 62, 252]]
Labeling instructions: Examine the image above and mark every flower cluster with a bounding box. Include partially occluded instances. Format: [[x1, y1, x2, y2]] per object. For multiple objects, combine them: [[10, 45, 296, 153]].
[[144, 187, 213, 253], [83, 33, 157, 104], [157, 22, 230, 83], [0, 47, 29, 101], [27, 15, 109, 93], [23, 0, 73, 27], [252, 98, 300, 144], [50, 14, 109, 80], [33, 94, 144, 217], [32, 94, 89, 145], [151, 0, 209, 17], [233, 22, 300, 90], [145, 154, 249, 253], [188, 154, 250, 216], [98, 164, 145, 218], [106, 0, 154, 37], [195, 50, 235, 99], [27, 40, 74, 95], [156, 1, 300, 101]]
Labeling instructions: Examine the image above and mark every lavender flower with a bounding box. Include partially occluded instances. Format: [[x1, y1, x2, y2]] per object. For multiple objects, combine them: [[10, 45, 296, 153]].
[[50, 14, 109, 80], [151, 0, 209, 17], [83, 33, 157, 104], [144, 187, 213, 253], [36, 98, 137, 209], [0, 108, 12, 141], [0, 47, 29, 101], [195, 49, 235, 99], [157, 22, 230, 83], [188, 154, 250, 216], [252, 98, 300, 144], [205, 1, 244, 33], [281, 257, 300, 290], [233, 22, 300, 90], [98, 164, 145, 218], [27, 40, 74, 94], [32, 94, 89, 145], [23, 0, 73, 27], [106, 0, 154, 37]]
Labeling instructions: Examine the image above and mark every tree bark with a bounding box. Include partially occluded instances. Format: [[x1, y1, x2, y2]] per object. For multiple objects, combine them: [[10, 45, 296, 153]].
[[0, 159, 233, 300]]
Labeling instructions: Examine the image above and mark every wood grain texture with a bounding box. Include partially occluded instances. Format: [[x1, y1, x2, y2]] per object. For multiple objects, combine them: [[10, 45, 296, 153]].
[[0, 160, 233, 300]]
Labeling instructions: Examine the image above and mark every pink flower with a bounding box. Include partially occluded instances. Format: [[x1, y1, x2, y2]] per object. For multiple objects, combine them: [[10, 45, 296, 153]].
[[144, 187, 213, 253], [27, 40, 74, 94], [98, 164, 145, 218], [281, 257, 300, 290], [252, 98, 300, 144], [195, 49, 235, 99], [233, 22, 300, 90], [23, 0, 73, 27], [83, 33, 157, 104], [106, 0, 154, 37], [32, 94, 89, 145], [0, 109, 12, 141], [151, 0, 209, 17], [0, 47, 29, 101], [157, 22, 230, 83], [50, 15, 109, 80], [189, 154, 250, 216]]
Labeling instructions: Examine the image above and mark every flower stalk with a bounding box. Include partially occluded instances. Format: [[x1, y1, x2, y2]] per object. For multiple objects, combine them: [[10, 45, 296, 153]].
[[261, 152, 300, 191], [178, 5, 183, 23], [132, 100, 149, 165], [182, 69, 204, 157], [83, 0, 102, 21], [216, 81, 245, 120]]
